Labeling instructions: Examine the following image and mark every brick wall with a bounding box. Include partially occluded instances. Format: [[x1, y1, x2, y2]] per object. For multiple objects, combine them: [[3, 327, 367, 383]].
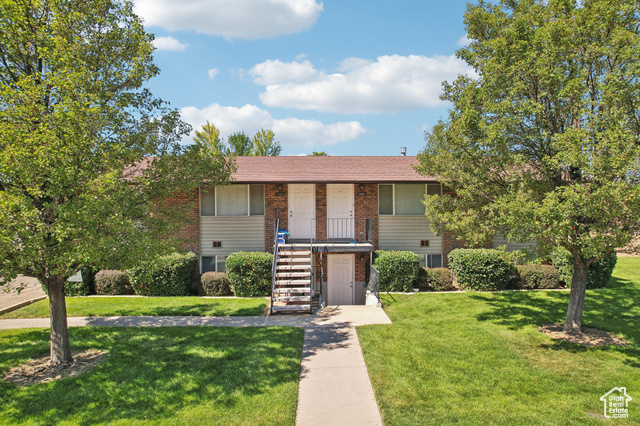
[[354, 183, 378, 249], [315, 184, 327, 241], [164, 188, 200, 255], [265, 183, 288, 252]]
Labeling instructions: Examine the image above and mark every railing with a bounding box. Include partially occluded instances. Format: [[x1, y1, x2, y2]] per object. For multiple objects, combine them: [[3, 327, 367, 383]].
[[270, 218, 280, 315], [310, 218, 374, 243]]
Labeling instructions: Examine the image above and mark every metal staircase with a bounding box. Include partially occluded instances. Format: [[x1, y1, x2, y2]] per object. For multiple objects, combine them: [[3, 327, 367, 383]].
[[270, 220, 314, 314]]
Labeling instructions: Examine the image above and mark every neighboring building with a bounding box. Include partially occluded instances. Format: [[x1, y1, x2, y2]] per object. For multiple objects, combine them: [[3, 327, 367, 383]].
[[172, 156, 516, 311]]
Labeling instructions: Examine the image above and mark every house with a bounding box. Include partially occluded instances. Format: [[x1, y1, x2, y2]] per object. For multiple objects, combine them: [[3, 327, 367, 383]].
[[173, 155, 515, 312]]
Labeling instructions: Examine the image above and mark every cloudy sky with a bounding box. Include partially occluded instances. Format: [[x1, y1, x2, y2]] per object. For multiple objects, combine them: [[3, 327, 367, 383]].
[[134, 0, 472, 156]]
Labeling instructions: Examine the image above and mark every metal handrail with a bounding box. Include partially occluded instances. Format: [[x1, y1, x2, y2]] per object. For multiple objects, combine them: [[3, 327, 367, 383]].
[[310, 217, 374, 243], [270, 218, 280, 315]]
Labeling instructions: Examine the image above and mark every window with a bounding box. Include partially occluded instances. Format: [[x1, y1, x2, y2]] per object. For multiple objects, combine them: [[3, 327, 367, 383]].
[[379, 183, 441, 215], [426, 254, 442, 268], [212, 241, 222, 248], [200, 184, 265, 216], [201, 255, 227, 273]]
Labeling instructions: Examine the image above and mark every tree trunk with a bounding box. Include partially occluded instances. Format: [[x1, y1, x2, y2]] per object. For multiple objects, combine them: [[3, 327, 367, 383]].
[[47, 276, 73, 366], [563, 259, 588, 335]]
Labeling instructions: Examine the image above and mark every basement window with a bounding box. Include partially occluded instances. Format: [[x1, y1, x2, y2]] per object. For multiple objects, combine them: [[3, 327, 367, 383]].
[[201, 255, 227, 273]]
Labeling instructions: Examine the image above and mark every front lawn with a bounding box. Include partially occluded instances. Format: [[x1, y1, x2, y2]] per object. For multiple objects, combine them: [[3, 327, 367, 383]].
[[0, 326, 303, 425], [358, 257, 640, 425], [0, 296, 268, 319]]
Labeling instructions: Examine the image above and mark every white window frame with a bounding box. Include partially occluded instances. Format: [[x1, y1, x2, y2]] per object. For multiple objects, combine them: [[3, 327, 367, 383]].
[[378, 183, 442, 216], [200, 184, 265, 217], [200, 255, 226, 273]]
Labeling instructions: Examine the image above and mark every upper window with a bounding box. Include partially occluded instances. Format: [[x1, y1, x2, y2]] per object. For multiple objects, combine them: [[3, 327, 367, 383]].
[[200, 184, 264, 216], [378, 183, 441, 216]]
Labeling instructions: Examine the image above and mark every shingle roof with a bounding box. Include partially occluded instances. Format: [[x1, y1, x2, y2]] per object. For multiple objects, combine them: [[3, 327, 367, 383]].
[[232, 156, 436, 183]]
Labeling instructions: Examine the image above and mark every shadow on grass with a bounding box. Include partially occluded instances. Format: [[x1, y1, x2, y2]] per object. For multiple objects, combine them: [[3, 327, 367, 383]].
[[0, 326, 302, 425], [103, 302, 267, 317]]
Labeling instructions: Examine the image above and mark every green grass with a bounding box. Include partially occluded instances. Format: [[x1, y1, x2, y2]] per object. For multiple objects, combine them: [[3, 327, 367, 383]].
[[0, 326, 303, 425], [358, 257, 640, 425], [1, 297, 268, 319]]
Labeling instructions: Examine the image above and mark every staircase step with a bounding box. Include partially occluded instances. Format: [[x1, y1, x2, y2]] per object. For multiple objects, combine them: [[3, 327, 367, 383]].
[[275, 280, 311, 286], [274, 287, 311, 294], [276, 272, 311, 278], [274, 296, 312, 303], [272, 304, 311, 313], [278, 258, 312, 263], [279, 251, 311, 256], [277, 264, 311, 271]]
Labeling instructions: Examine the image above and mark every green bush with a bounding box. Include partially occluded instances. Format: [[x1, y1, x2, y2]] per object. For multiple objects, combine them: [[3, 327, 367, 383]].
[[80, 267, 97, 295], [549, 248, 617, 289], [39, 268, 96, 296], [95, 270, 134, 295], [225, 252, 273, 297], [373, 250, 420, 292], [129, 252, 197, 296], [511, 265, 562, 289], [415, 267, 456, 291], [199, 272, 233, 296], [448, 248, 515, 291]]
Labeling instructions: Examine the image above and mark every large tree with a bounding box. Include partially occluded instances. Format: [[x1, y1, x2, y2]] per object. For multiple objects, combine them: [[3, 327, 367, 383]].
[[227, 131, 253, 156], [193, 121, 229, 155], [252, 128, 282, 156], [417, 0, 640, 334], [0, 0, 233, 365]]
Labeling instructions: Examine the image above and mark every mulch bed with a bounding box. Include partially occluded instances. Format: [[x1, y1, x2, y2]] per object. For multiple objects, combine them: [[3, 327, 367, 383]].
[[539, 323, 629, 347], [2, 350, 107, 387]]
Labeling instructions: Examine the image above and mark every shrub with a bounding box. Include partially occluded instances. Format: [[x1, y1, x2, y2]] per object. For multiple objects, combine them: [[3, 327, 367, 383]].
[[512, 265, 562, 289], [225, 251, 273, 297], [549, 248, 617, 289], [80, 267, 97, 295], [373, 250, 420, 292], [129, 252, 197, 296], [199, 272, 233, 296], [415, 267, 455, 291], [448, 248, 515, 291], [39, 268, 96, 296], [95, 270, 134, 295]]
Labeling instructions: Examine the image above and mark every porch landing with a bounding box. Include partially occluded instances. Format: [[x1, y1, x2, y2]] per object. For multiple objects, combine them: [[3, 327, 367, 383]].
[[281, 242, 374, 253]]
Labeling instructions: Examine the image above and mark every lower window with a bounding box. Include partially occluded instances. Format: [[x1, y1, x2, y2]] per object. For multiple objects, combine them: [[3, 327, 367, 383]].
[[201, 256, 227, 273], [426, 254, 443, 268]]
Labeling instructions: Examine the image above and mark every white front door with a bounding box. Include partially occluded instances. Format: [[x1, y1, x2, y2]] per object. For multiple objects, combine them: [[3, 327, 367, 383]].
[[289, 184, 315, 239], [327, 254, 354, 305], [327, 184, 354, 240]]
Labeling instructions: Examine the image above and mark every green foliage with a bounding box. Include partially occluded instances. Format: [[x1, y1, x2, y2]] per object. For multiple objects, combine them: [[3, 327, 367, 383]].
[[415, 267, 455, 292], [373, 250, 420, 292], [193, 121, 229, 156], [225, 252, 273, 297], [511, 265, 561, 289], [228, 131, 253, 156], [39, 269, 95, 296], [129, 252, 197, 296], [199, 272, 233, 296], [252, 129, 282, 156], [549, 248, 617, 289], [81, 267, 97, 295], [310, 151, 328, 156], [94, 270, 134, 295], [448, 249, 515, 291]]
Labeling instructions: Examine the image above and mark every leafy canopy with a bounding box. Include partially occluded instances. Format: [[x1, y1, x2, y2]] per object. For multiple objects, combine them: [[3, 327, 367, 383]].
[[417, 0, 640, 265]]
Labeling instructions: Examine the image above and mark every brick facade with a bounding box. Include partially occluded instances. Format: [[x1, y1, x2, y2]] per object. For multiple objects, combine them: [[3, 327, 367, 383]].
[[353, 183, 378, 250], [265, 183, 288, 253], [165, 188, 200, 255]]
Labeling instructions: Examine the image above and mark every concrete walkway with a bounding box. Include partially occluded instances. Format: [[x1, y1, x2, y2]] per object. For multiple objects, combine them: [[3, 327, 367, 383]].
[[0, 305, 391, 426], [0, 276, 46, 312]]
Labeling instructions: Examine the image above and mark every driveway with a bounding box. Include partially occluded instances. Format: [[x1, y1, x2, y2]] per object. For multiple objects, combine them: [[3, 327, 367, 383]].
[[0, 276, 46, 310]]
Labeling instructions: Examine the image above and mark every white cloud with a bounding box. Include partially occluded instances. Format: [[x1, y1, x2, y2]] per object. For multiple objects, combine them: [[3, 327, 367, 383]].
[[251, 54, 474, 114], [207, 68, 219, 80], [153, 36, 188, 51], [180, 103, 367, 148], [134, 0, 323, 40], [457, 35, 470, 46], [249, 59, 318, 85]]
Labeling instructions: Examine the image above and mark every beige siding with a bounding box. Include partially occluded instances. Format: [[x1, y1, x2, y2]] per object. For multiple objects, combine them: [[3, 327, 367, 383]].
[[378, 216, 442, 255], [492, 235, 535, 252], [200, 216, 265, 256]]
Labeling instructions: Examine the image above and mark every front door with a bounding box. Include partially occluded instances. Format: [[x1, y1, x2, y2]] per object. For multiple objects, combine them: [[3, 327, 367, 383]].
[[289, 184, 315, 239], [327, 254, 354, 305], [327, 184, 354, 240]]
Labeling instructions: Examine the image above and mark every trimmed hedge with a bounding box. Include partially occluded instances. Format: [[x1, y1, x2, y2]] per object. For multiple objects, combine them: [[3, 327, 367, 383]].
[[415, 267, 455, 291], [549, 248, 617, 289], [373, 250, 420, 292], [129, 252, 197, 296], [95, 270, 135, 295], [199, 272, 233, 296], [225, 252, 273, 297], [512, 265, 562, 289], [448, 249, 515, 291]]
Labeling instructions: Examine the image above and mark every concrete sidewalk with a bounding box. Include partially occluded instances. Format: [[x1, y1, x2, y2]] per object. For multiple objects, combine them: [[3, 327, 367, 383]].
[[0, 276, 46, 312]]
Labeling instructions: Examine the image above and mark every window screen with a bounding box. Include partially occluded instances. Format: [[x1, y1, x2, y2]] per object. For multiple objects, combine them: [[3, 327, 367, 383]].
[[378, 184, 393, 215], [427, 183, 441, 196], [250, 184, 265, 216], [201, 256, 215, 273], [200, 187, 216, 216], [216, 185, 248, 216], [427, 254, 443, 268], [395, 184, 425, 215], [217, 256, 226, 273]]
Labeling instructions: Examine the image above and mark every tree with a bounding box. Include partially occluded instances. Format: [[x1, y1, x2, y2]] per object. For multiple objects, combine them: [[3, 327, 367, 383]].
[[0, 0, 233, 365], [193, 121, 229, 155], [417, 0, 640, 334], [252, 128, 282, 156], [310, 151, 328, 156], [227, 131, 253, 156]]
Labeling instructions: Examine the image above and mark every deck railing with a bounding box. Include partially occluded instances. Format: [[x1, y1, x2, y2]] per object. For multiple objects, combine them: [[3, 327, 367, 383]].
[[310, 218, 374, 243]]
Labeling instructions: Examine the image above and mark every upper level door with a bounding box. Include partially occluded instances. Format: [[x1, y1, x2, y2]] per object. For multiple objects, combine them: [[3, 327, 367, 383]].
[[327, 184, 354, 240], [289, 184, 315, 239]]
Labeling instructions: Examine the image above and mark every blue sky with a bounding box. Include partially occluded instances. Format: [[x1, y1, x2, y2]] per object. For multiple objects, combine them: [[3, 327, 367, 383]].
[[134, 0, 473, 156]]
